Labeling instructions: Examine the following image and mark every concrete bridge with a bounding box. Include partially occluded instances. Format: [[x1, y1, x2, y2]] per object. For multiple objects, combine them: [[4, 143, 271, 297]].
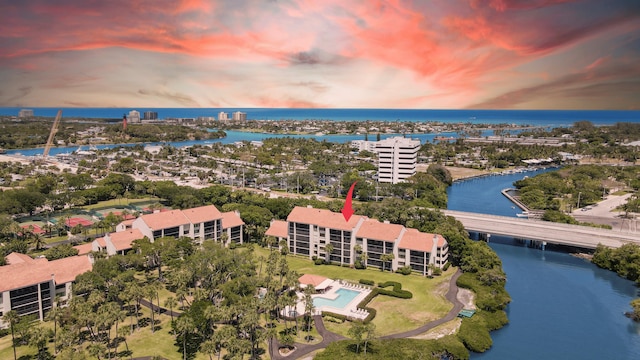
[[442, 210, 640, 250]]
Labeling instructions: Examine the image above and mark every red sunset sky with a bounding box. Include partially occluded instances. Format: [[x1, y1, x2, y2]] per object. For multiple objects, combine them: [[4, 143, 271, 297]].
[[1, 0, 639, 109]]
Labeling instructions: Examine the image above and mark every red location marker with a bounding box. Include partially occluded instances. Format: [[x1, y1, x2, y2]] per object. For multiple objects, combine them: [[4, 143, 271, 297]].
[[342, 181, 357, 222]]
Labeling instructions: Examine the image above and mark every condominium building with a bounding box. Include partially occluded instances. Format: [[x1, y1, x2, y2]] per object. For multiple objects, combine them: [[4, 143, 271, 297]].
[[232, 111, 247, 121], [0, 253, 92, 326], [265, 206, 448, 275], [85, 206, 245, 257], [18, 109, 34, 118], [376, 137, 420, 184], [143, 111, 158, 120], [350, 140, 378, 153], [218, 112, 229, 121], [127, 110, 141, 123]]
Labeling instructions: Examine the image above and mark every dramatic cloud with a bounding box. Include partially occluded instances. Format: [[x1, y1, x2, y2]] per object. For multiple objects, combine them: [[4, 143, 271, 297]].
[[0, 0, 639, 109]]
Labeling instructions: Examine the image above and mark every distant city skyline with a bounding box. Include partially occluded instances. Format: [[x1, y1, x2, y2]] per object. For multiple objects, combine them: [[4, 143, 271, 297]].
[[1, 0, 639, 109]]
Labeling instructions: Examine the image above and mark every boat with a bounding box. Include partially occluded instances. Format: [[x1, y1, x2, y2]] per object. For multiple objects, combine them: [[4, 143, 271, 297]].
[[516, 212, 529, 218]]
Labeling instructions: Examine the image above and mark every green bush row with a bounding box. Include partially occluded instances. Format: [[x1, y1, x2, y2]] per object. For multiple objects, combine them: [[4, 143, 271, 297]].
[[359, 279, 375, 286], [377, 281, 413, 299]]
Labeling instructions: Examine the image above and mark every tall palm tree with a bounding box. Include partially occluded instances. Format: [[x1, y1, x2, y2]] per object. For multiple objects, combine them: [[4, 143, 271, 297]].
[[164, 296, 178, 324], [175, 315, 195, 360], [324, 243, 334, 264], [2, 310, 19, 360]]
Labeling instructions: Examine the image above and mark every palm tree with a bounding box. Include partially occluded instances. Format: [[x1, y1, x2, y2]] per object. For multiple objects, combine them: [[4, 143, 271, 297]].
[[164, 296, 178, 324], [116, 327, 132, 359], [380, 253, 395, 272], [324, 243, 334, 264], [200, 339, 217, 360], [29, 325, 52, 360], [175, 315, 195, 360], [144, 285, 157, 333], [45, 304, 63, 354], [3, 310, 19, 360], [31, 232, 45, 251], [303, 285, 315, 342]]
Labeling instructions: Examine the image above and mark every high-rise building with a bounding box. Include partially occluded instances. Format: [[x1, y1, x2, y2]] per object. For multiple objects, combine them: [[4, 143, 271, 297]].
[[232, 111, 247, 121], [376, 137, 420, 184], [218, 112, 229, 121], [127, 110, 141, 123], [18, 109, 34, 118], [143, 111, 158, 120]]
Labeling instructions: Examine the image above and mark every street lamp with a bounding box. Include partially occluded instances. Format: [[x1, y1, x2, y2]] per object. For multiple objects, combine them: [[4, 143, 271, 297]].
[[577, 191, 582, 210]]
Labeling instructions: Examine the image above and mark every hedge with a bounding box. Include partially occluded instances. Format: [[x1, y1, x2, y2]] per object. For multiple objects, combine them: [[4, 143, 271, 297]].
[[377, 281, 413, 299], [359, 279, 375, 286]]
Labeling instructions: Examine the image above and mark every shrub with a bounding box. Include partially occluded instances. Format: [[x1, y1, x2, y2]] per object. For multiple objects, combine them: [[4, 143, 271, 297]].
[[322, 312, 347, 322], [397, 266, 412, 275], [443, 262, 451, 271], [314, 258, 325, 265], [458, 316, 492, 353], [359, 279, 375, 286], [378, 281, 413, 299]]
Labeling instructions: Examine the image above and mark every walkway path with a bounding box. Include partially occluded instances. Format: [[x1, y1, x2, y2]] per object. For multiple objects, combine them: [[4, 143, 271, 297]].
[[381, 270, 463, 339], [269, 269, 464, 359]]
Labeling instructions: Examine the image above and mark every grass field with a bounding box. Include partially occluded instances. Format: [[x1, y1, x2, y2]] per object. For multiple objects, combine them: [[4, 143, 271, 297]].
[[251, 246, 456, 337]]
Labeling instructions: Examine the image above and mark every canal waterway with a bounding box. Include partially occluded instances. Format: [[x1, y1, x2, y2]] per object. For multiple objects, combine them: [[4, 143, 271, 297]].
[[5, 129, 494, 157], [447, 170, 640, 359]]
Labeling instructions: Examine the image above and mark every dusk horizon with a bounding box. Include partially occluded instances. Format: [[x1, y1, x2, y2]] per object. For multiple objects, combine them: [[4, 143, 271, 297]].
[[2, 0, 639, 110]]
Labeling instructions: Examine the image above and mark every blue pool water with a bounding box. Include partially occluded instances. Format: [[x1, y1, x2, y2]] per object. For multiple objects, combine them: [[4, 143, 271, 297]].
[[313, 288, 361, 309]]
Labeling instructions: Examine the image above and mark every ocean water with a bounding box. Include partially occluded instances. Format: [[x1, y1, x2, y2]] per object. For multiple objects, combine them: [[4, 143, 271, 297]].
[[1, 108, 639, 126], [448, 170, 640, 360]]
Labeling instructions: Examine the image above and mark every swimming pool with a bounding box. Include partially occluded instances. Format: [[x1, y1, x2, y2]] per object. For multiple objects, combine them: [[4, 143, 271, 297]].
[[313, 288, 361, 309]]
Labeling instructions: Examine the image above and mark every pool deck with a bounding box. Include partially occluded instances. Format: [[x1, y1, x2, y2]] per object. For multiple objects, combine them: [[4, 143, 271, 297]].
[[285, 280, 372, 320]]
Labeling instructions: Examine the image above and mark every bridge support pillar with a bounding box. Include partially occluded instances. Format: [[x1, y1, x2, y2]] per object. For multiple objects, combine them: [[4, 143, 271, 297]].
[[541, 241, 546, 251], [478, 233, 491, 242]]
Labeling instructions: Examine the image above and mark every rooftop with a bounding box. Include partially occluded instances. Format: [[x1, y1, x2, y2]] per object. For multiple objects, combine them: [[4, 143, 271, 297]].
[[356, 218, 404, 242], [139, 209, 190, 230], [0, 253, 92, 293], [109, 228, 144, 251], [182, 205, 223, 224], [221, 211, 244, 229], [288, 206, 363, 231], [265, 220, 288, 238]]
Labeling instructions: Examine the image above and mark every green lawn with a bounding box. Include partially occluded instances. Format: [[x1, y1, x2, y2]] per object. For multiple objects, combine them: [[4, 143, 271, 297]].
[[252, 246, 457, 337]]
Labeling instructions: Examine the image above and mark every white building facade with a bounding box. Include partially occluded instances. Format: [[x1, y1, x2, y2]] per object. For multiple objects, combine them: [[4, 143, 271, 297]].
[[376, 137, 420, 184], [265, 206, 448, 276]]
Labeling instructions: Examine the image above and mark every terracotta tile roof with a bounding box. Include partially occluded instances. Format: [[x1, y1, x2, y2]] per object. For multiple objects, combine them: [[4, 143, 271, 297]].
[[50, 256, 93, 284], [139, 209, 190, 230], [298, 274, 328, 287], [0, 253, 92, 293], [182, 205, 223, 224], [73, 243, 94, 255], [95, 237, 107, 247], [109, 229, 144, 251], [436, 234, 446, 247], [356, 219, 404, 242], [221, 211, 244, 229], [265, 220, 288, 238], [287, 206, 363, 231], [5, 252, 35, 265], [118, 219, 135, 227], [398, 229, 433, 252]]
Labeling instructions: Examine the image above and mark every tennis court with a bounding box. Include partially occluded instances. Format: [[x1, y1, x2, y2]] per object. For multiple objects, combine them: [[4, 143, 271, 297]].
[[95, 207, 137, 219], [20, 223, 46, 234], [65, 216, 94, 227]]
